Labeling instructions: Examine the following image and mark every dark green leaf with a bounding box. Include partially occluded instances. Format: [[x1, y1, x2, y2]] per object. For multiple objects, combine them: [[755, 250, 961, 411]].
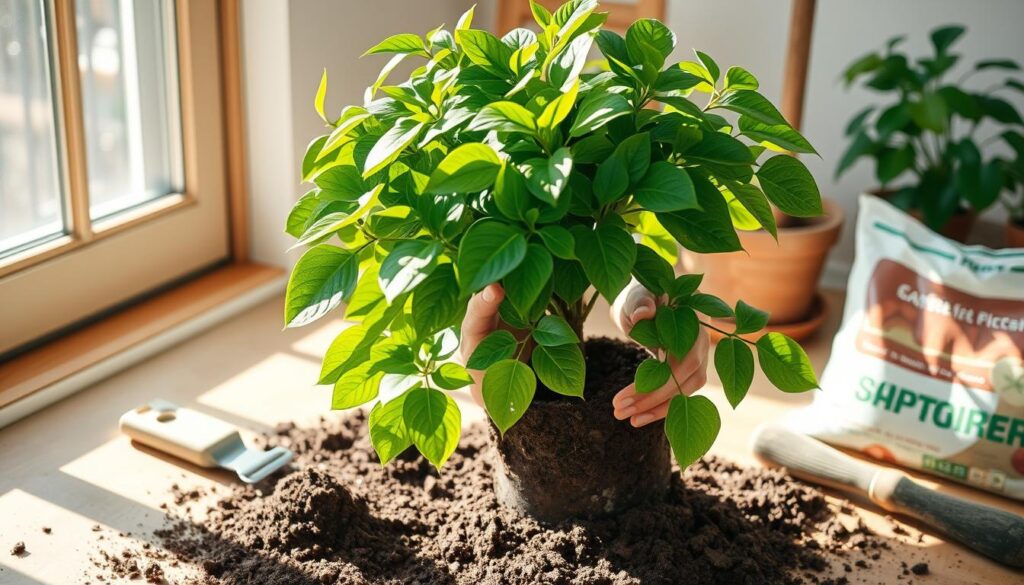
[[976, 59, 1020, 71], [682, 132, 754, 182], [756, 155, 823, 217], [537, 226, 575, 259], [629, 318, 660, 348], [632, 243, 675, 295], [755, 332, 818, 392], [930, 25, 965, 54], [369, 392, 412, 464], [570, 92, 631, 137], [686, 293, 733, 318], [909, 92, 948, 133], [466, 330, 518, 370], [493, 164, 531, 220], [505, 244, 553, 316], [533, 315, 580, 346], [876, 145, 915, 185], [458, 220, 528, 294], [364, 117, 424, 177], [412, 264, 461, 336], [456, 29, 511, 75], [551, 259, 589, 303], [835, 131, 876, 178], [715, 337, 754, 408], [482, 359, 536, 434], [615, 133, 652, 184], [656, 305, 699, 360], [594, 154, 630, 204], [574, 223, 637, 301], [713, 90, 787, 126], [286, 190, 322, 238], [724, 181, 777, 238], [470, 102, 537, 134], [635, 358, 671, 393], [665, 394, 721, 469], [634, 162, 698, 212], [724, 66, 758, 90], [735, 300, 769, 334], [533, 344, 585, 397], [844, 106, 875, 136], [695, 51, 720, 82], [738, 116, 816, 155], [626, 18, 675, 60], [669, 273, 703, 300], [657, 173, 742, 253]]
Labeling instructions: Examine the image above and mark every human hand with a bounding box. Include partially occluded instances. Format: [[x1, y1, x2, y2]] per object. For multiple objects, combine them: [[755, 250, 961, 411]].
[[458, 283, 505, 408], [609, 282, 710, 428]]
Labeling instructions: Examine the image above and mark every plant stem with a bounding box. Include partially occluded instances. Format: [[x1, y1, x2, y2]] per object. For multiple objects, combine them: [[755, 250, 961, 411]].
[[697, 319, 757, 346]]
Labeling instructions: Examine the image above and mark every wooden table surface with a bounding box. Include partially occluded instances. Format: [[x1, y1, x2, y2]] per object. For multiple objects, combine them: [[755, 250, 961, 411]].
[[1, 291, 1021, 584]]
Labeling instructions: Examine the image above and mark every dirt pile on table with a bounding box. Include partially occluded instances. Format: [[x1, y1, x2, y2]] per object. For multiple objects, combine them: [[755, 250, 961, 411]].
[[110, 409, 897, 585]]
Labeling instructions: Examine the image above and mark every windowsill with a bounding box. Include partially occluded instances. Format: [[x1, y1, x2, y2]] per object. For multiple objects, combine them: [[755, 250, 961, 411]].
[[0, 262, 285, 426]]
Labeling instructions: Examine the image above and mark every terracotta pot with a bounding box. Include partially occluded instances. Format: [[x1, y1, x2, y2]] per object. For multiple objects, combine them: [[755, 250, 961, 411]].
[[683, 198, 844, 325], [1008, 220, 1024, 248], [871, 189, 977, 243]]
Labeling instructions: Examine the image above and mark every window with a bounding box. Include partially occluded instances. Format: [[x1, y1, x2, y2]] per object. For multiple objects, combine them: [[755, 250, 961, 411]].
[[0, 0, 232, 356]]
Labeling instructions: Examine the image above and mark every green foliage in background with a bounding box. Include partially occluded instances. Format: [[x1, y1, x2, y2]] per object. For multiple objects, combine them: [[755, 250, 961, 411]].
[[838, 25, 1024, 230], [285, 0, 821, 470]]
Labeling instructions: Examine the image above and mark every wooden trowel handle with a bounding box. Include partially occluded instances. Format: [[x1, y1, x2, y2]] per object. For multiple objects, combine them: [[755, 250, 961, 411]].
[[752, 424, 1024, 568]]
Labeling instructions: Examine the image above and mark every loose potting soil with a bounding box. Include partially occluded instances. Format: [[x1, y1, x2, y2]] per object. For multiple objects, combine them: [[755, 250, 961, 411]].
[[79, 339, 917, 584], [90, 426, 904, 583]]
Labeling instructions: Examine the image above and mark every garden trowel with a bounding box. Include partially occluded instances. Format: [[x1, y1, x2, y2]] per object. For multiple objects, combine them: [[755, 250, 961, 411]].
[[119, 400, 292, 483]]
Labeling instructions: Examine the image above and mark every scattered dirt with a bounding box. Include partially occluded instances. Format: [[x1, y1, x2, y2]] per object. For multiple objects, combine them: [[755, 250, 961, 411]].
[[910, 562, 929, 576], [82, 410, 904, 584], [10, 541, 26, 557]]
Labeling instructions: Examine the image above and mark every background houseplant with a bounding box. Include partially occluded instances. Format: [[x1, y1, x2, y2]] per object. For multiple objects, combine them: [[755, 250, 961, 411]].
[[284, 0, 822, 520], [837, 24, 1024, 242]]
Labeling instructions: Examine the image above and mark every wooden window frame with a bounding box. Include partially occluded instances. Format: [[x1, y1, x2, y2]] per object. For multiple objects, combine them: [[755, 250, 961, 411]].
[[0, 0, 282, 413], [496, 0, 666, 33]]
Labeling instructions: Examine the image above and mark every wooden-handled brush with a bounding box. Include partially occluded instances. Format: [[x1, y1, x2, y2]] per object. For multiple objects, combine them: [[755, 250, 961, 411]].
[[751, 424, 1024, 568]]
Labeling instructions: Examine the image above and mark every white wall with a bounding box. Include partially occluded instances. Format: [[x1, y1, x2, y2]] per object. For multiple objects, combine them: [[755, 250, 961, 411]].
[[245, 0, 1024, 280]]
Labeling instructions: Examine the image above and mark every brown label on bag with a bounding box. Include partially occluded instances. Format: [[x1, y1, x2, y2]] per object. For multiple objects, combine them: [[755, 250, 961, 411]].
[[856, 259, 1024, 393]]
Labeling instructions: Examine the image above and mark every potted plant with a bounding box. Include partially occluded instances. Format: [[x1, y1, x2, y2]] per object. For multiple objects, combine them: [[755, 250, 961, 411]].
[[283, 0, 821, 523], [837, 24, 1024, 242]]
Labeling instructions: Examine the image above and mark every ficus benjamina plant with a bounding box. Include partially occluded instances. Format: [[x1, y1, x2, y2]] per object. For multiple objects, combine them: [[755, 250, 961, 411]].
[[837, 24, 1024, 231], [284, 0, 822, 470]]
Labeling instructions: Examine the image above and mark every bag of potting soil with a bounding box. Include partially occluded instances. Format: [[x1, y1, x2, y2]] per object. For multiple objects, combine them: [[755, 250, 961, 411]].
[[791, 194, 1024, 500]]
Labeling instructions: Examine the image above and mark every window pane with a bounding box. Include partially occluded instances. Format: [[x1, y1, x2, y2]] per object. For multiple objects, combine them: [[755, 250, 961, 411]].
[[77, 0, 183, 220], [0, 0, 64, 257]]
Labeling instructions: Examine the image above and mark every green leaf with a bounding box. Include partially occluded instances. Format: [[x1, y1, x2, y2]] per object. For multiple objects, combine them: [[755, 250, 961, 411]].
[[632, 243, 675, 295], [458, 220, 528, 294], [482, 359, 537, 434], [286, 190, 321, 238], [635, 358, 671, 394], [594, 154, 629, 205], [665, 394, 721, 469], [457, 29, 511, 75], [615, 133, 652, 185], [657, 173, 742, 253], [403, 387, 460, 468], [629, 318, 661, 348], [369, 392, 412, 465], [713, 90, 787, 126], [505, 244, 553, 316], [533, 315, 580, 346], [669, 273, 703, 300], [755, 332, 818, 392], [285, 245, 359, 327], [538, 80, 580, 130], [363, 117, 425, 177], [724, 66, 758, 90], [431, 362, 474, 390], [315, 165, 368, 201], [735, 300, 769, 334], [493, 164, 531, 220], [655, 305, 699, 360], [876, 145, 915, 185], [333, 364, 382, 409], [634, 162, 698, 212], [695, 50, 720, 82], [835, 131, 876, 178], [364, 33, 429, 58], [574, 223, 637, 301], [425, 143, 502, 194], [319, 325, 371, 384], [314, 69, 329, 123], [626, 18, 675, 60], [470, 102, 537, 134], [289, 184, 381, 249], [412, 264, 461, 336], [570, 92, 631, 137], [909, 92, 948, 133], [724, 181, 777, 239], [976, 59, 1020, 71], [715, 338, 754, 408], [844, 106, 875, 136], [756, 155, 823, 217], [738, 116, 816, 155], [466, 330, 518, 370], [524, 148, 573, 206], [533, 343, 585, 397], [379, 240, 442, 302], [682, 131, 754, 182], [537, 226, 575, 259], [530, 0, 552, 26], [551, 259, 589, 303], [686, 293, 733, 318], [548, 36, 592, 92], [930, 25, 965, 54]]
